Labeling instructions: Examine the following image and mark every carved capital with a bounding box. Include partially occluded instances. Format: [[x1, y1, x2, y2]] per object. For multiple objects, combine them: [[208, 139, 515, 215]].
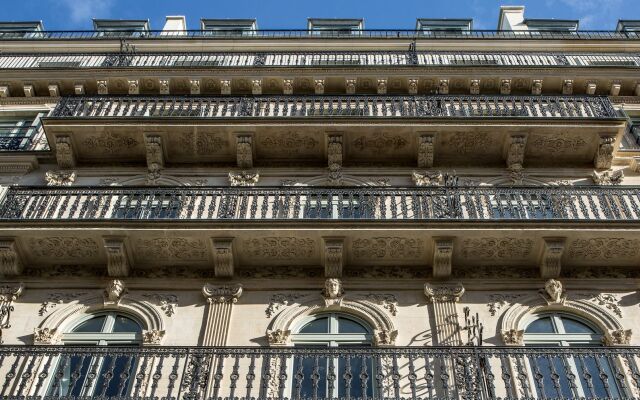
[[594, 135, 615, 169], [48, 84, 60, 97], [103, 237, 131, 277], [0, 86, 9, 97], [142, 329, 165, 345], [531, 79, 543, 95], [159, 79, 170, 95], [432, 238, 454, 279], [220, 79, 231, 95], [501, 329, 524, 346], [505, 134, 527, 169], [23, 84, 34, 97], [377, 79, 387, 95], [267, 328, 290, 346], [211, 238, 235, 278], [74, 84, 85, 95], [323, 238, 344, 278], [144, 134, 164, 170], [45, 170, 76, 186], [373, 329, 398, 346], [424, 283, 464, 303], [0, 238, 23, 276], [314, 79, 325, 95], [438, 79, 449, 95], [202, 283, 243, 304], [190, 79, 200, 95], [562, 79, 574, 95], [34, 327, 60, 345], [128, 79, 139, 95], [604, 329, 632, 346], [586, 81, 597, 95], [251, 79, 262, 95], [407, 78, 418, 95], [469, 79, 480, 95], [283, 79, 294, 95], [97, 80, 108, 95], [104, 279, 126, 304], [540, 238, 565, 279], [55, 135, 76, 169], [417, 133, 435, 168], [236, 135, 253, 169], [345, 78, 356, 95]]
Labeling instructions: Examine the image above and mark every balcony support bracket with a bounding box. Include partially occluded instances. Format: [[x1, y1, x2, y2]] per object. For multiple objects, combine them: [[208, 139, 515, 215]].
[[323, 237, 344, 278], [103, 237, 132, 277], [539, 237, 566, 279], [0, 238, 23, 276], [432, 238, 454, 279]]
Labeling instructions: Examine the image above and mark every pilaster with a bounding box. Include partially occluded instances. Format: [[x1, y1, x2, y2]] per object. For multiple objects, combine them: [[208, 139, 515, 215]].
[[424, 283, 464, 345], [201, 284, 243, 346]]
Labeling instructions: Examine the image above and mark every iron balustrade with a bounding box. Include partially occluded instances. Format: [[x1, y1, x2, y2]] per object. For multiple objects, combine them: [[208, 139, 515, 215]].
[[48, 95, 618, 120], [0, 186, 639, 222], [0, 345, 638, 399], [1, 51, 640, 69], [0, 126, 41, 151], [1, 29, 640, 40]]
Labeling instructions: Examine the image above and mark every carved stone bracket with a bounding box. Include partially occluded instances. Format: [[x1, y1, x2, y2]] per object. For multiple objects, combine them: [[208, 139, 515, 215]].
[[323, 237, 344, 278], [377, 79, 387, 95], [604, 329, 632, 345], [48, 84, 60, 97], [103, 237, 131, 277], [500, 79, 512, 95], [594, 135, 615, 169], [438, 79, 449, 94], [128, 79, 139, 95], [531, 79, 543, 95], [592, 169, 623, 185], [539, 238, 565, 279], [144, 134, 164, 171], [190, 79, 200, 95], [586, 81, 597, 95], [55, 135, 76, 169], [220, 79, 231, 95], [314, 79, 325, 95], [0, 283, 24, 343], [417, 133, 435, 168], [283, 79, 293, 95], [34, 327, 59, 345], [236, 135, 253, 169], [159, 79, 170, 95], [505, 134, 527, 168], [211, 238, 235, 278], [251, 79, 262, 95], [345, 78, 356, 95], [97, 80, 108, 95], [327, 133, 343, 185], [23, 85, 34, 97], [267, 328, 291, 346], [408, 78, 418, 95], [432, 238, 454, 279], [0, 238, 23, 276], [469, 79, 480, 95], [562, 79, 574, 95], [202, 283, 243, 304], [501, 329, 524, 346], [424, 283, 465, 303]]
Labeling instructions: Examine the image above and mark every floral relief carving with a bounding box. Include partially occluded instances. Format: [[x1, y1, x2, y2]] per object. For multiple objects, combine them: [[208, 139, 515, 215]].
[[352, 133, 408, 151], [604, 329, 632, 346], [575, 293, 622, 318], [82, 132, 139, 154], [487, 294, 524, 316], [529, 136, 586, 154], [39, 292, 86, 316], [501, 329, 524, 346], [142, 329, 165, 345], [45, 170, 76, 186], [361, 294, 398, 316], [30, 237, 99, 259], [266, 329, 290, 345], [568, 238, 640, 260], [244, 237, 316, 259], [461, 238, 533, 260], [180, 132, 229, 155], [261, 133, 319, 151], [143, 294, 179, 317], [135, 238, 207, 261], [345, 266, 428, 279], [237, 266, 322, 279], [445, 132, 491, 154], [352, 238, 423, 260], [266, 293, 308, 318], [33, 327, 59, 345]]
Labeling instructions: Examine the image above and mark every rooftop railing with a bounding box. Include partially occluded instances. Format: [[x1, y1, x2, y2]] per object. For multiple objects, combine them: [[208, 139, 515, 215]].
[[1, 29, 640, 40], [0, 345, 636, 399], [48, 95, 619, 120], [2, 50, 640, 69], [1, 186, 638, 222]]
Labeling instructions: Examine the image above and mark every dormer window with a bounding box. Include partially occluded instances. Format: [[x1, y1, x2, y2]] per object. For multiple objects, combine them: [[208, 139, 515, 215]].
[[93, 19, 150, 37], [307, 18, 363, 36], [617, 20, 640, 35], [200, 19, 257, 36], [416, 19, 472, 35], [0, 21, 43, 38]]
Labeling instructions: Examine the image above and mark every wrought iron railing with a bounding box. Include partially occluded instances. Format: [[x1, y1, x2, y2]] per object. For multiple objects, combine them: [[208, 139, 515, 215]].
[[0, 345, 637, 399], [1, 29, 640, 40], [0, 186, 638, 222], [1, 51, 640, 69], [48, 95, 618, 120], [0, 126, 43, 151]]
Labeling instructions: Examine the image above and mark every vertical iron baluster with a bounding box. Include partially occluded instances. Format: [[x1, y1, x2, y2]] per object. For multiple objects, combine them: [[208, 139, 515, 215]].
[[228, 354, 241, 399], [294, 353, 304, 400], [245, 354, 257, 399]]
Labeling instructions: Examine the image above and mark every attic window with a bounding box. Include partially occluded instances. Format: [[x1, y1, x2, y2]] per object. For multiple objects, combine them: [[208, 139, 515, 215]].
[[0, 21, 44, 38], [308, 19, 363, 36], [93, 19, 150, 37], [416, 19, 473, 34], [201, 19, 257, 36]]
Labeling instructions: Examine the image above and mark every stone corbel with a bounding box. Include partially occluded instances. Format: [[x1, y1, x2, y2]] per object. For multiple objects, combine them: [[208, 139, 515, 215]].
[[103, 237, 132, 277], [142, 329, 165, 345], [144, 134, 164, 171], [202, 283, 243, 304], [159, 79, 170, 95], [235, 134, 254, 169], [604, 329, 632, 346], [323, 237, 344, 278], [377, 78, 387, 95], [610, 82, 621, 96], [74, 84, 85, 95], [417, 132, 436, 168], [23, 84, 35, 97], [407, 78, 418, 95], [0, 86, 9, 97], [562, 79, 574, 95], [55, 135, 76, 169], [539, 237, 565, 279], [211, 238, 235, 278], [33, 327, 60, 345], [345, 78, 356, 95], [438, 79, 449, 95], [631, 156, 640, 173], [635, 83, 640, 97], [586, 81, 597, 95], [432, 238, 454, 279], [48, 84, 60, 97], [501, 329, 524, 346], [189, 79, 200, 95], [469, 79, 480, 95], [97, 80, 108, 95], [531, 79, 543, 95], [0, 238, 23, 276], [252, 78, 262, 95], [500, 79, 512, 95], [128, 79, 139, 95], [267, 328, 290, 346], [314, 79, 325, 95], [504, 133, 527, 169], [283, 79, 294, 95], [220, 79, 231, 95], [594, 134, 615, 169], [327, 133, 343, 184]]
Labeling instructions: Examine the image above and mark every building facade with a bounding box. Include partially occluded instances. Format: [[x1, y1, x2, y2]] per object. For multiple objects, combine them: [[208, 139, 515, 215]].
[[1, 5, 640, 399]]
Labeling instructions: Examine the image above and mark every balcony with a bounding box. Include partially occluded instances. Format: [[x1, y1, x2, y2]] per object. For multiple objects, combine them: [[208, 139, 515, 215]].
[[0, 126, 48, 151], [0, 345, 636, 399]]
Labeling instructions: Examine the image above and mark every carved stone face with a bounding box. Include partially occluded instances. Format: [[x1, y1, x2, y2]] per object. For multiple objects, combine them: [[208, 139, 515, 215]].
[[323, 278, 343, 299], [106, 279, 125, 302], [544, 278, 563, 302]]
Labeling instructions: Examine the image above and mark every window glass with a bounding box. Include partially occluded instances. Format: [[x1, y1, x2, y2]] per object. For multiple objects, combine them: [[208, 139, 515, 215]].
[[561, 317, 596, 334], [338, 318, 369, 334], [112, 315, 142, 333], [525, 317, 555, 333], [299, 316, 329, 334], [72, 315, 107, 333]]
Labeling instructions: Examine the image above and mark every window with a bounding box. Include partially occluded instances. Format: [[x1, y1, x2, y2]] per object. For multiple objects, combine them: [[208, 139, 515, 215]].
[[201, 19, 257, 36], [524, 19, 579, 33], [524, 313, 621, 399], [0, 21, 44, 38], [416, 19, 473, 35], [93, 19, 150, 37], [308, 19, 363, 36], [48, 312, 142, 398], [0, 113, 45, 151], [291, 313, 373, 399]]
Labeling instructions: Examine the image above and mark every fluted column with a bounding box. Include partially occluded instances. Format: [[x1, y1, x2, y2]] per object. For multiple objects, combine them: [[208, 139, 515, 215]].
[[424, 283, 465, 345], [201, 283, 243, 346]]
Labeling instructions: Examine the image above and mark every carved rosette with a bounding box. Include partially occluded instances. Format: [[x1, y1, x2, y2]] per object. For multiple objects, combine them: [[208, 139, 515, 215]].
[[266, 329, 290, 346], [604, 329, 632, 346], [501, 329, 524, 346], [202, 283, 243, 304], [33, 327, 60, 345], [424, 283, 464, 303], [142, 329, 166, 345]]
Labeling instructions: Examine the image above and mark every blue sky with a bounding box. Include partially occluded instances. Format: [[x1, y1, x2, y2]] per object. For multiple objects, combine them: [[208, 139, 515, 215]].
[[4, 0, 639, 30]]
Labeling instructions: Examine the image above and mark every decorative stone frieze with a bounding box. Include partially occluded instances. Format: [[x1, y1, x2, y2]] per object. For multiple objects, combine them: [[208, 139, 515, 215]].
[[424, 283, 465, 303], [352, 237, 423, 260], [438, 79, 449, 94], [314, 79, 325, 95], [539, 238, 565, 279], [432, 238, 454, 279], [462, 237, 533, 260], [30, 237, 99, 259], [229, 171, 259, 186], [531, 79, 543, 95], [74, 84, 85, 95], [211, 238, 235, 278], [236, 135, 253, 169], [0, 239, 22, 277], [23, 84, 34, 97], [48, 84, 59, 97], [104, 279, 126, 304], [142, 294, 178, 317], [97, 79, 108, 95], [501, 329, 524, 346], [408, 78, 418, 95], [604, 329, 632, 346], [220, 79, 231, 94], [505, 134, 527, 168], [345, 78, 356, 94], [417, 133, 435, 168], [321, 278, 344, 306], [159, 79, 170, 94], [283, 79, 293, 95], [543, 279, 565, 304], [610, 82, 621, 96], [0, 86, 9, 97], [469, 79, 480, 95], [103, 237, 131, 277], [568, 237, 639, 260], [252, 78, 262, 95], [361, 294, 398, 316], [55, 135, 76, 169], [44, 170, 76, 186], [33, 327, 59, 345], [586, 81, 597, 95], [135, 238, 207, 261], [202, 283, 243, 304], [39, 292, 86, 316], [245, 237, 315, 259], [266, 293, 307, 318], [128, 79, 139, 95], [377, 78, 387, 94], [142, 329, 165, 345], [0, 283, 23, 343], [323, 238, 344, 278], [500, 79, 511, 95], [562, 79, 574, 95], [594, 135, 615, 169], [591, 169, 623, 185], [267, 329, 290, 345], [189, 79, 200, 95]]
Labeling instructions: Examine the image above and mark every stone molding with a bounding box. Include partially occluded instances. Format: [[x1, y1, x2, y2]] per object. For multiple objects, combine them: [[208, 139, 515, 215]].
[[424, 283, 465, 303], [202, 283, 243, 304]]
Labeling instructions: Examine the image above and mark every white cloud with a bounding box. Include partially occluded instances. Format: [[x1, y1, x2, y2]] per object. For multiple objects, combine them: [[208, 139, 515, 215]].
[[59, 0, 115, 25]]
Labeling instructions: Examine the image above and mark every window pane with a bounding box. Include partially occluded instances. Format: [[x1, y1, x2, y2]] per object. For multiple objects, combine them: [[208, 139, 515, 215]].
[[72, 316, 107, 332], [112, 316, 142, 333], [561, 317, 596, 334], [299, 317, 329, 334], [338, 318, 369, 334], [525, 317, 555, 333]]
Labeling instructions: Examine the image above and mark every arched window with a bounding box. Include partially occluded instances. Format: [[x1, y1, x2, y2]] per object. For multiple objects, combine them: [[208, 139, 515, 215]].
[[290, 313, 373, 399], [524, 313, 621, 399], [49, 312, 142, 398]]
